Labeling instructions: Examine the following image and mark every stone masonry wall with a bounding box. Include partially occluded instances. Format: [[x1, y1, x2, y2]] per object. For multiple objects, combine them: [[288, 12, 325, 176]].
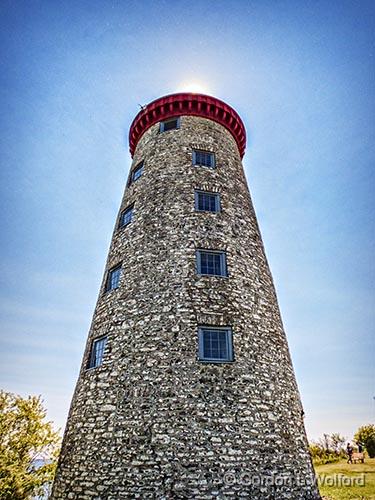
[[51, 116, 320, 499]]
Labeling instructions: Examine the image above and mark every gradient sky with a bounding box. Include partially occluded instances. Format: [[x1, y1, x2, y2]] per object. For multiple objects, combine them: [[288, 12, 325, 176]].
[[0, 0, 374, 441]]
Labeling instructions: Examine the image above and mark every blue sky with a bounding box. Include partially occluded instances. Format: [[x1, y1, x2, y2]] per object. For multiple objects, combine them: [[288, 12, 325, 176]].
[[0, 0, 374, 440]]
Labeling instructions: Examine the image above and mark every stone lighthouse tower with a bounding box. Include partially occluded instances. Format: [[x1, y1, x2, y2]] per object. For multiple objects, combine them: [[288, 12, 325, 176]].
[[52, 93, 319, 499]]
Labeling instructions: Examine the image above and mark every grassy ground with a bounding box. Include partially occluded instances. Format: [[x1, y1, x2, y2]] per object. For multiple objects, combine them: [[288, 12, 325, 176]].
[[314, 458, 375, 499]]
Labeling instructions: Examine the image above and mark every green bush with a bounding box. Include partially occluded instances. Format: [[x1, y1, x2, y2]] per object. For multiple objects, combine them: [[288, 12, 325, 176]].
[[0, 390, 60, 500], [310, 433, 346, 465], [354, 424, 375, 458]]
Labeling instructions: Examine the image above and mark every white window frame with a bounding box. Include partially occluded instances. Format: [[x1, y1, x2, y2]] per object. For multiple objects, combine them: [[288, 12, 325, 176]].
[[105, 264, 122, 292], [194, 190, 221, 212], [192, 150, 215, 168], [131, 161, 144, 182], [119, 205, 134, 228], [159, 117, 180, 133], [87, 336, 107, 369], [196, 249, 227, 277], [198, 326, 233, 363]]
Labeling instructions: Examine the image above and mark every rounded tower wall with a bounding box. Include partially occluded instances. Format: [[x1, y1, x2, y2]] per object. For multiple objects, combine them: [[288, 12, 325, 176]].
[[52, 101, 319, 499]]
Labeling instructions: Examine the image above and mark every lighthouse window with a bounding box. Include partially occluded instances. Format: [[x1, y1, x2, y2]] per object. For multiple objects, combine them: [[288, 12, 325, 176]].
[[196, 250, 227, 277], [193, 150, 215, 168], [87, 336, 107, 369], [105, 264, 122, 292], [119, 205, 133, 228], [195, 191, 220, 212], [198, 327, 233, 363], [131, 161, 144, 183], [160, 117, 180, 132]]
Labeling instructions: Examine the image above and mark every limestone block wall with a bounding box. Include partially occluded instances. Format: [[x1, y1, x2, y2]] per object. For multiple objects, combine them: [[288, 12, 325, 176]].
[[51, 115, 320, 499]]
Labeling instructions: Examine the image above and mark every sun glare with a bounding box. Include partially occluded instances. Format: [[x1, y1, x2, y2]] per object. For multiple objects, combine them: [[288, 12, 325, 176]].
[[176, 81, 211, 95]]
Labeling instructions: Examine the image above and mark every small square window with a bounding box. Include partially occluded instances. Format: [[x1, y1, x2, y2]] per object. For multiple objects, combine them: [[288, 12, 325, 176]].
[[195, 191, 220, 212], [131, 161, 144, 183], [198, 327, 233, 363], [193, 150, 215, 168], [160, 117, 180, 132], [119, 205, 133, 228], [87, 336, 107, 369], [105, 264, 122, 292], [196, 250, 227, 277]]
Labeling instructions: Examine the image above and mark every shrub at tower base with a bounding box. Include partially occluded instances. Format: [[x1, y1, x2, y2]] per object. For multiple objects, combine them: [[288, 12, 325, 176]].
[[309, 433, 347, 465], [0, 390, 60, 500], [354, 424, 375, 458]]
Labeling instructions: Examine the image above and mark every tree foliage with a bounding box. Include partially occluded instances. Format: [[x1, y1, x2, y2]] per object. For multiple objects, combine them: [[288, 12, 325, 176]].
[[354, 424, 375, 458], [0, 390, 60, 500], [309, 433, 346, 465]]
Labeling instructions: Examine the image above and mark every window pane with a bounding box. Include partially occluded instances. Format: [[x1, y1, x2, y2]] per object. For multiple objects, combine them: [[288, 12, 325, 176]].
[[88, 336, 107, 368], [120, 206, 133, 227], [106, 265, 121, 291], [194, 150, 214, 168], [94, 338, 106, 366], [160, 118, 179, 132], [110, 268, 120, 288], [208, 195, 216, 211], [213, 253, 221, 275], [198, 251, 225, 276], [132, 163, 143, 181], [200, 328, 231, 361], [196, 192, 219, 212], [163, 119, 178, 131]]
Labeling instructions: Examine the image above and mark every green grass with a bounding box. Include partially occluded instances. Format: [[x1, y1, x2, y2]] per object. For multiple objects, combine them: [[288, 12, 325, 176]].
[[314, 458, 375, 499]]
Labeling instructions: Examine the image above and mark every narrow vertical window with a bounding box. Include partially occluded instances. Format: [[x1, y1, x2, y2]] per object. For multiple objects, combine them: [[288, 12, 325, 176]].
[[193, 150, 215, 168], [196, 250, 227, 277], [87, 336, 107, 369], [160, 117, 180, 132], [105, 264, 122, 292], [119, 205, 133, 228], [198, 327, 233, 362], [195, 191, 220, 212], [131, 161, 144, 182]]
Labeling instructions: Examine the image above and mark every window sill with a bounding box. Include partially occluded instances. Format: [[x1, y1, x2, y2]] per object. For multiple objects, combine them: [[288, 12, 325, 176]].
[[198, 359, 234, 364], [195, 209, 221, 214], [196, 273, 229, 279], [103, 287, 120, 295], [85, 365, 105, 372], [117, 222, 132, 231]]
